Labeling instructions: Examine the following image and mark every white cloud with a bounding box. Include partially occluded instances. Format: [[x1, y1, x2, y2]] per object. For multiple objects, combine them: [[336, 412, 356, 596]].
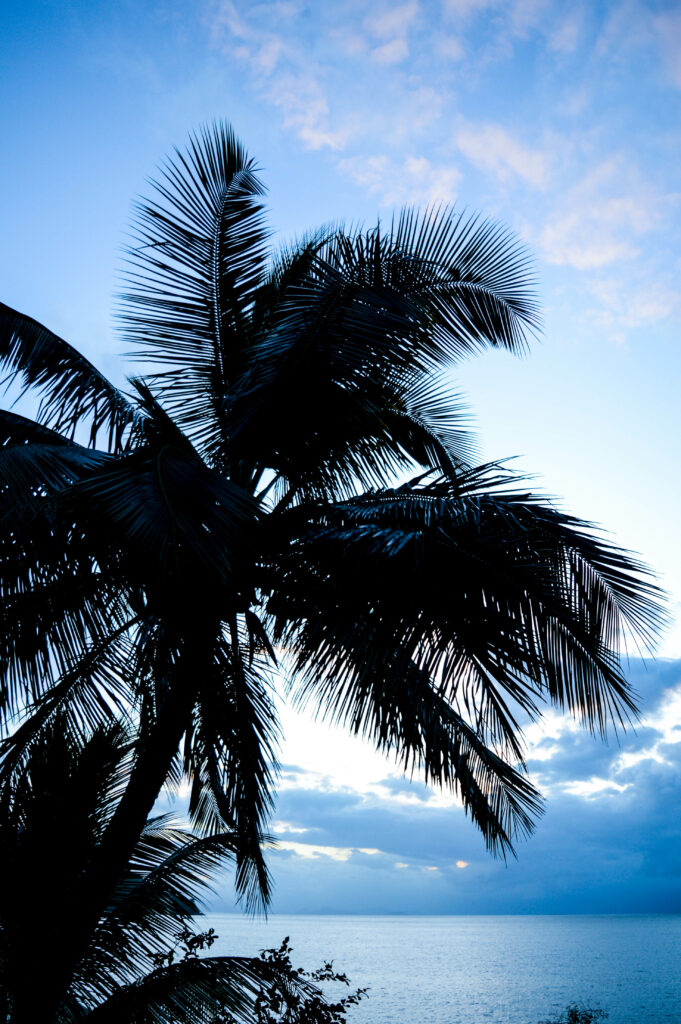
[[586, 278, 680, 340], [547, 11, 582, 53], [541, 214, 638, 270], [562, 777, 631, 798], [207, 1, 349, 150], [269, 68, 350, 150], [271, 820, 309, 834], [364, 2, 418, 64], [340, 153, 461, 206], [443, 0, 550, 37], [364, 1, 419, 40], [538, 158, 670, 270], [640, 682, 681, 744], [437, 35, 465, 59], [271, 840, 382, 861], [456, 123, 551, 188], [653, 8, 681, 89], [442, 0, 497, 18], [508, 0, 550, 37], [372, 38, 410, 64]]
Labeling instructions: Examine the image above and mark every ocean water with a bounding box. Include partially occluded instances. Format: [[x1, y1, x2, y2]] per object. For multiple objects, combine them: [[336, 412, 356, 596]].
[[202, 913, 681, 1023]]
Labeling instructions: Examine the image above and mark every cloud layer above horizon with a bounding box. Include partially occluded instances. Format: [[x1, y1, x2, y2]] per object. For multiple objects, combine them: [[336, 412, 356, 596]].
[[206, 658, 681, 914]]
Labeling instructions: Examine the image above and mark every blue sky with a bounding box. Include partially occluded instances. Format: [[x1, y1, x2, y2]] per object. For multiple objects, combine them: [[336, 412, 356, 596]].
[[3, 0, 681, 913]]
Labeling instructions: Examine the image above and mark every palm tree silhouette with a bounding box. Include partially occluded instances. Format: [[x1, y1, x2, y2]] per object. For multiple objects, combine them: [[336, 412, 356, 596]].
[[0, 122, 664, 1010], [0, 718, 296, 1023]]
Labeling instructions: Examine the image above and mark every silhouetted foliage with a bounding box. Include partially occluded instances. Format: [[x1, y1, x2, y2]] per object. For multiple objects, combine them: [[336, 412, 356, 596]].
[[180, 935, 368, 1024], [0, 122, 665, 1019], [540, 1004, 608, 1023], [0, 720, 323, 1024]]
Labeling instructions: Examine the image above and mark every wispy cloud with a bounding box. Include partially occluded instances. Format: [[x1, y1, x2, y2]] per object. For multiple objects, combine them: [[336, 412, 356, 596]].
[[271, 840, 383, 861], [537, 157, 668, 270], [652, 7, 681, 89], [546, 10, 583, 53], [456, 123, 552, 188], [364, 1, 419, 39], [339, 153, 461, 206], [207, 1, 350, 149], [586, 278, 681, 342]]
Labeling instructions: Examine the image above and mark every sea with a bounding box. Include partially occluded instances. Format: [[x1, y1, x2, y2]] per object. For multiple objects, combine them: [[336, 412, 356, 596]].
[[201, 913, 681, 1024]]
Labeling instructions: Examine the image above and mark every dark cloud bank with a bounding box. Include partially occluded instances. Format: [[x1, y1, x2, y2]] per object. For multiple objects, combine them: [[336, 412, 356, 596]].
[[210, 659, 681, 914]]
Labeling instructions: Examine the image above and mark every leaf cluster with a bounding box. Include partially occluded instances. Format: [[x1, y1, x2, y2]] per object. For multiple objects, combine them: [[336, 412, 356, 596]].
[[220, 938, 368, 1024], [0, 719, 342, 1024]]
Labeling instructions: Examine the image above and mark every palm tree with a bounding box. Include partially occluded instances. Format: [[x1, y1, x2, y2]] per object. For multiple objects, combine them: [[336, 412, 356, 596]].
[[0, 718, 366, 1024], [0, 122, 664, 1015], [0, 717, 284, 1024]]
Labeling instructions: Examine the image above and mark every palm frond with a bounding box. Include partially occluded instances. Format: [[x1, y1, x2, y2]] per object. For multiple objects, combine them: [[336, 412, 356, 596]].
[[0, 303, 141, 450], [226, 208, 533, 505], [77, 825, 240, 999], [0, 553, 131, 731], [64, 444, 257, 590], [390, 205, 540, 356], [119, 121, 270, 456], [81, 955, 266, 1024], [186, 632, 279, 911], [293, 652, 541, 857], [268, 470, 665, 775], [0, 623, 136, 785]]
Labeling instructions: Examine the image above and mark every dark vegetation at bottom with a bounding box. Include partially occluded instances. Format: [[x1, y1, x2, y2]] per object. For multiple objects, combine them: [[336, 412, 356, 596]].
[[540, 1005, 608, 1023]]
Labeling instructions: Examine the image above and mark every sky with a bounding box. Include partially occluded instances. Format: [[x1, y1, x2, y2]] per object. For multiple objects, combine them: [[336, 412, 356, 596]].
[[3, 0, 681, 914]]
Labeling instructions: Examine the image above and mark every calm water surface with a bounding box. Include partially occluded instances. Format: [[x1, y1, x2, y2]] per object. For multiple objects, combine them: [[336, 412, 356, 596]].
[[203, 913, 681, 1023]]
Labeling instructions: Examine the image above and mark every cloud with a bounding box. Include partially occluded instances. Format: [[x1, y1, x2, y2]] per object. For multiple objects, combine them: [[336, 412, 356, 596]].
[[442, 0, 498, 19], [585, 278, 681, 341], [371, 38, 410, 64], [268, 68, 350, 150], [339, 153, 461, 206], [443, 0, 557, 44], [364, 1, 419, 41], [653, 9, 681, 88], [537, 158, 668, 270], [207, 1, 350, 150], [456, 123, 552, 188], [270, 839, 383, 861], [437, 35, 465, 60], [271, 819, 309, 834], [209, 658, 681, 914], [546, 10, 582, 53]]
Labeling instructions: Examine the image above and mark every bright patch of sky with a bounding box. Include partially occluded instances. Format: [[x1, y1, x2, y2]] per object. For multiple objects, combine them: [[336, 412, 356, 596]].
[[3, 0, 681, 912]]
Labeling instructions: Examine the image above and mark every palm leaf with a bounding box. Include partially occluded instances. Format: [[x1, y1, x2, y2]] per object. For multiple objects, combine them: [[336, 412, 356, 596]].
[[0, 623, 136, 785], [0, 303, 141, 449], [268, 469, 664, 790], [186, 633, 279, 911], [80, 955, 266, 1023], [119, 121, 270, 456]]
